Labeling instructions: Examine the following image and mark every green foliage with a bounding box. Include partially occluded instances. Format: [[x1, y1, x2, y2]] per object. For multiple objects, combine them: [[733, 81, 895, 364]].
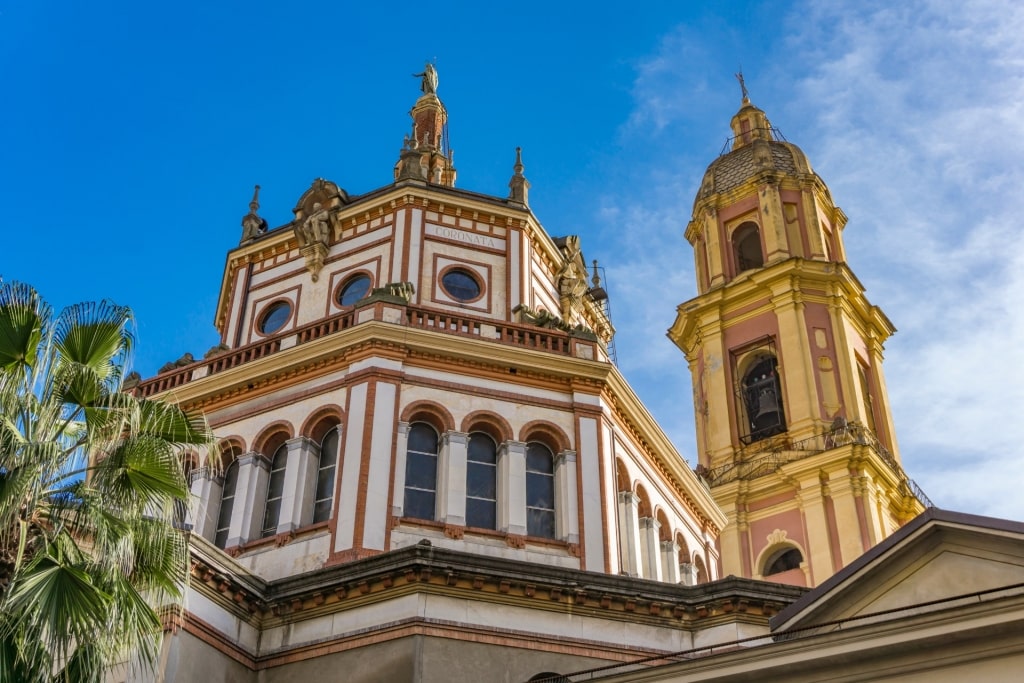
[[0, 280, 213, 682]]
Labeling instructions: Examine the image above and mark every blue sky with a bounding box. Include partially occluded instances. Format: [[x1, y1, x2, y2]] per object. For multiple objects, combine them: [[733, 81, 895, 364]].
[[3, 1, 1022, 519]]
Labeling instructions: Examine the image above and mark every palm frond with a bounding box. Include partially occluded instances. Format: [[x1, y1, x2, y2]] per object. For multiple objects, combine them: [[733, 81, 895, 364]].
[[0, 281, 47, 375]]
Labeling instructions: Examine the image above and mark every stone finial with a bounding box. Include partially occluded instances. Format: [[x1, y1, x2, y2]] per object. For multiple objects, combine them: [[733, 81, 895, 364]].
[[591, 259, 602, 289], [240, 184, 268, 243], [508, 147, 530, 206]]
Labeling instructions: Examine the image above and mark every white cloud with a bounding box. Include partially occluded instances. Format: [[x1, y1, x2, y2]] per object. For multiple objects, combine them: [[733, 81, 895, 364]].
[[601, 0, 1024, 518]]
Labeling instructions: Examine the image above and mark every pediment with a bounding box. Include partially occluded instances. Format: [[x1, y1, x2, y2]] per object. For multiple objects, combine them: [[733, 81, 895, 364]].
[[773, 509, 1024, 631]]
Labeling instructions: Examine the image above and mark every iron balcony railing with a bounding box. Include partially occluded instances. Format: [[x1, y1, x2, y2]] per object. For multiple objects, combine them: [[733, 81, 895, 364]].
[[701, 421, 933, 508]]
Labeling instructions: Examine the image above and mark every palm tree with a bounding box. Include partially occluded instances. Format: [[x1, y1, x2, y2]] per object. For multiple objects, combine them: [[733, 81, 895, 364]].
[[0, 280, 213, 682]]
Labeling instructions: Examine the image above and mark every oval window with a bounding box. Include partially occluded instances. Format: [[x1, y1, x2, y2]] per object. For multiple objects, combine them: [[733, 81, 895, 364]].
[[258, 301, 292, 334], [337, 274, 371, 307], [441, 269, 481, 302]]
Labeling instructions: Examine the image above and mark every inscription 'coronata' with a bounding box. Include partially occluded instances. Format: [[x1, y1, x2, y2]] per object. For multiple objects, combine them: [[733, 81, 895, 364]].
[[429, 225, 502, 249]]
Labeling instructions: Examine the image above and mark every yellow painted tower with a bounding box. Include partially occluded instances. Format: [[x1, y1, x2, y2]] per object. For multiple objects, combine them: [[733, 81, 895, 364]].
[[668, 88, 926, 588]]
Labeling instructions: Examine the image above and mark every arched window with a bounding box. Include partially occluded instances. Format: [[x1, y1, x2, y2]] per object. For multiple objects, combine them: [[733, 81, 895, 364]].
[[741, 356, 786, 443], [214, 459, 239, 549], [313, 427, 339, 523], [764, 546, 803, 576], [857, 362, 877, 433], [404, 423, 439, 520], [261, 443, 288, 537], [526, 442, 555, 539], [693, 555, 708, 584], [678, 543, 696, 586], [174, 454, 198, 529], [466, 432, 497, 529], [733, 222, 764, 273]]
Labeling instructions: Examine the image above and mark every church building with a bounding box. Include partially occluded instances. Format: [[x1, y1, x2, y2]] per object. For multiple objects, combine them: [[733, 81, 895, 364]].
[[122, 68, 1024, 682]]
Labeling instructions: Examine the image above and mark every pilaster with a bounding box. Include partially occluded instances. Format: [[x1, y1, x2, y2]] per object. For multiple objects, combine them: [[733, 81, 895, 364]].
[[554, 449, 579, 543], [638, 517, 663, 581], [795, 475, 834, 585], [278, 436, 319, 533], [391, 422, 411, 517], [189, 468, 221, 542], [660, 540, 681, 584], [230, 451, 271, 548], [616, 491, 642, 577], [439, 431, 469, 527], [826, 467, 869, 566], [499, 440, 528, 536]]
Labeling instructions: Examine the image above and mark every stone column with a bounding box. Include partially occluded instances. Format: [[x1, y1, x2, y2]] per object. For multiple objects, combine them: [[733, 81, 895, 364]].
[[278, 436, 320, 534], [616, 491, 642, 577], [189, 468, 221, 543], [499, 441, 528, 536], [229, 452, 271, 547], [660, 540, 681, 584], [554, 450, 579, 544], [638, 516, 663, 581], [391, 422, 410, 517], [438, 431, 469, 527]]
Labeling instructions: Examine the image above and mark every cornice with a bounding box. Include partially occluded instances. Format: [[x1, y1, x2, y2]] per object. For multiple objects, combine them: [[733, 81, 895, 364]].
[[668, 259, 896, 353], [186, 535, 803, 633]]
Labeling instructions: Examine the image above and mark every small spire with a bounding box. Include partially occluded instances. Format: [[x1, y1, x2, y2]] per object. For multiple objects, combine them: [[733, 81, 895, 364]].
[[249, 184, 261, 214], [591, 259, 601, 289], [735, 70, 750, 104], [508, 147, 530, 206], [240, 184, 268, 243]]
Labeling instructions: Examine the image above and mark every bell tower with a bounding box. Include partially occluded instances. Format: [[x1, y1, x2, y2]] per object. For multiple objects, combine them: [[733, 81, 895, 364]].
[[668, 87, 926, 588]]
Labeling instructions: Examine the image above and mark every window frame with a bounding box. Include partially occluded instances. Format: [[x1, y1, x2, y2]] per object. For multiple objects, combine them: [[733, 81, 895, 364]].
[[525, 441, 556, 539], [257, 299, 293, 335], [214, 459, 240, 549], [336, 273, 373, 307], [403, 422, 440, 521], [261, 443, 289, 537], [465, 432, 498, 530], [312, 427, 340, 524]]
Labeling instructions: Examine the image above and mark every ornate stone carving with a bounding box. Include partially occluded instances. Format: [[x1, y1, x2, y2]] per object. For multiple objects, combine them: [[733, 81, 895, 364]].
[[512, 304, 597, 340], [766, 528, 788, 546], [240, 185, 268, 243], [357, 281, 415, 306], [297, 202, 331, 247], [294, 202, 333, 281]]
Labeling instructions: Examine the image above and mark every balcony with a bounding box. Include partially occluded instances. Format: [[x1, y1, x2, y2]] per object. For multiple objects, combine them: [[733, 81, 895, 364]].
[[701, 422, 932, 507], [133, 304, 587, 399]]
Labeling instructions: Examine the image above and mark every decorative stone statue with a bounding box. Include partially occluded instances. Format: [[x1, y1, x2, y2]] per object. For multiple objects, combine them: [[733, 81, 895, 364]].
[[413, 63, 438, 95], [300, 202, 331, 245]]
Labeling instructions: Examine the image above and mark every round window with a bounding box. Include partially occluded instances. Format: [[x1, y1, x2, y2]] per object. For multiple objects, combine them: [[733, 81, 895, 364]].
[[258, 301, 292, 334], [337, 274, 371, 307], [441, 269, 481, 302]]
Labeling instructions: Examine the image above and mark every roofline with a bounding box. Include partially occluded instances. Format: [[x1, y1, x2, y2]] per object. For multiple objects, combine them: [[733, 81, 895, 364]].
[[771, 507, 1024, 629]]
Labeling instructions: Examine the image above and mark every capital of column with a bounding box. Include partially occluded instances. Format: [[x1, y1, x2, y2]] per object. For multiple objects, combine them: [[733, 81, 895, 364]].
[[443, 430, 469, 447], [236, 451, 271, 471], [554, 449, 577, 467]]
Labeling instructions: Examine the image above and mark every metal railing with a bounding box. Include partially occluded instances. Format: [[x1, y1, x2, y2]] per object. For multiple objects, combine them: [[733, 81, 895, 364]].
[[702, 422, 933, 508]]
